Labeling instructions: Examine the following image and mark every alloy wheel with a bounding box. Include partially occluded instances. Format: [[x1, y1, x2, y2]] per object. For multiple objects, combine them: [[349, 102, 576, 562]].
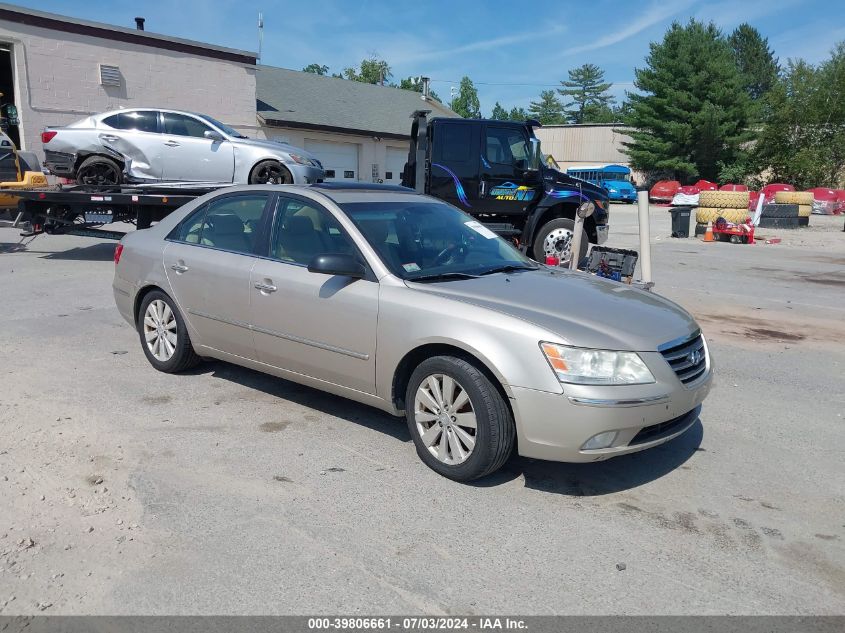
[[414, 374, 477, 465], [543, 227, 573, 263], [143, 299, 177, 362]]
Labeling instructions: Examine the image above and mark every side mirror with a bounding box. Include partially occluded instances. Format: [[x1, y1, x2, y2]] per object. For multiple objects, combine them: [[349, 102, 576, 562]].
[[527, 137, 542, 172], [307, 253, 365, 279], [204, 130, 225, 142]]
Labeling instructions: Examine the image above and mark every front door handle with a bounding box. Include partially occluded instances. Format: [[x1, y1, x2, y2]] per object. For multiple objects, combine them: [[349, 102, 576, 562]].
[[100, 134, 119, 143], [254, 282, 277, 293], [479, 179, 487, 197], [170, 264, 189, 273], [164, 140, 181, 147]]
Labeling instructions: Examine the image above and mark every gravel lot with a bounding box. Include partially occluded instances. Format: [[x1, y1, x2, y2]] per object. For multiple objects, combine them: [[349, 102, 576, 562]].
[[0, 206, 843, 615]]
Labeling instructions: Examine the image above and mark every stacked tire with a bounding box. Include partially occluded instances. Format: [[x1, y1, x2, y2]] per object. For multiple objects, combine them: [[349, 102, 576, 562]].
[[758, 203, 799, 229], [695, 190, 750, 233], [773, 191, 813, 226]]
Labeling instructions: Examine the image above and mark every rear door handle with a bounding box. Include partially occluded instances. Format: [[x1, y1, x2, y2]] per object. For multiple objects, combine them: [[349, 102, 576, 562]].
[[164, 140, 181, 147], [100, 134, 119, 143], [254, 282, 277, 293], [170, 264, 189, 273]]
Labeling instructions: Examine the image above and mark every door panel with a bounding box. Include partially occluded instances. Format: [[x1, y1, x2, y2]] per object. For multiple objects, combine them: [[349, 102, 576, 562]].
[[160, 112, 234, 182], [385, 146, 406, 184], [249, 196, 378, 393], [481, 124, 539, 215], [304, 139, 359, 182], [98, 110, 163, 180], [429, 121, 479, 210]]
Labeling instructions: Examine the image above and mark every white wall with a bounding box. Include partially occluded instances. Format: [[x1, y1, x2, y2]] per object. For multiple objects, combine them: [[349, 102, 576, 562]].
[[258, 124, 409, 183], [0, 19, 256, 156]]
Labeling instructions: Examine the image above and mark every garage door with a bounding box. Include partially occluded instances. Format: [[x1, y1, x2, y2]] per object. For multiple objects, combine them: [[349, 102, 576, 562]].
[[385, 147, 407, 184], [305, 140, 359, 182]]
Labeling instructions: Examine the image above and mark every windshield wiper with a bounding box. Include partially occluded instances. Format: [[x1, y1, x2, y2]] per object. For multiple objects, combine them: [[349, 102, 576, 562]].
[[408, 272, 480, 283], [478, 264, 538, 276]]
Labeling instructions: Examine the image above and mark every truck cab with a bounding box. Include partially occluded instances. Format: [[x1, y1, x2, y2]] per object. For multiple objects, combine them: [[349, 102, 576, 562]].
[[402, 111, 609, 263]]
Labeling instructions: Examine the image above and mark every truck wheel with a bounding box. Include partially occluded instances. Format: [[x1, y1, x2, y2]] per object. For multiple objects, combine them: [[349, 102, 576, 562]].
[[405, 356, 514, 482], [249, 160, 292, 185], [533, 218, 588, 265], [76, 156, 122, 186], [137, 290, 201, 373]]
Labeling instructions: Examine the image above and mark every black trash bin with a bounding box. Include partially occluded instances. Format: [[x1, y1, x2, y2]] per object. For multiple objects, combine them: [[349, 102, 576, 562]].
[[669, 206, 693, 238]]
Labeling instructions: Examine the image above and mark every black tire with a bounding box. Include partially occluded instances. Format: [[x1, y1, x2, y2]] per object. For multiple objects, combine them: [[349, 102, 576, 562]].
[[137, 290, 201, 373], [798, 216, 810, 227], [405, 356, 515, 482], [76, 155, 122, 186], [757, 216, 800, 229], [532, 218, 589, 265], [249, 160, 292, 185], [760, 203, 799, 218]]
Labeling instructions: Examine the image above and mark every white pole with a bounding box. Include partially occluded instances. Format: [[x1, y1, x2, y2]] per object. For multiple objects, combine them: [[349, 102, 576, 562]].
[[637, 190, 652, 283], [569, 215, 585, 270]]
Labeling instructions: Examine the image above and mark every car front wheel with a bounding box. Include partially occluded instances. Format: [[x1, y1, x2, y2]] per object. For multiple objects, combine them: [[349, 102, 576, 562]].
[[533, 218, 589, 265], [249, 160, 292, 185], [405, 356, 515, 481], [137, 290, 201, 373]]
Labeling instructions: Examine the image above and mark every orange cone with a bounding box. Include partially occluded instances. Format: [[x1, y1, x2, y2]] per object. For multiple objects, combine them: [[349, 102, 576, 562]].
[[703, 221, 715, 242]]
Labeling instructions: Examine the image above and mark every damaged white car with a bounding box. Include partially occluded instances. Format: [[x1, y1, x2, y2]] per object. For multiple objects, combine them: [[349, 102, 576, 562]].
[[41, 108, 325, 186]]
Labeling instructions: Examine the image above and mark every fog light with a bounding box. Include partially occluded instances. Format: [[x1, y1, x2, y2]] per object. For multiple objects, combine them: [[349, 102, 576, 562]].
[[582, 431, 617, 450]]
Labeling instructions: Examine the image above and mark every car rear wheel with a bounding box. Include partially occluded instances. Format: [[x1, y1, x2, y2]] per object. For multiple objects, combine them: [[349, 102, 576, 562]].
[[533, 218, 588, 265], [76, 156, 122, 186], [249, 160, 292, 185], [138, 290, 201, 373], [405, 356, 514, 481]]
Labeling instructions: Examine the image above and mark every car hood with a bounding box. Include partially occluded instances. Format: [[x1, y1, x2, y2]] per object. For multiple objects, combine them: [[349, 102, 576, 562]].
[[408, 269, 699, 351], [543, 169, 609, 202]]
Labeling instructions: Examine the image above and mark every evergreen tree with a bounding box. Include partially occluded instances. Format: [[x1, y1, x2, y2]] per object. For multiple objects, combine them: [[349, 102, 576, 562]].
[[559, 64, 615, 124], [490, 102, 509, 120], [729, 24, 780, 101], [528, 90, 565, 125], [508, 106, 529, 121], [451, 77, 481, 118], [622, 20, 752, 181], [397, 77, 441, 102]]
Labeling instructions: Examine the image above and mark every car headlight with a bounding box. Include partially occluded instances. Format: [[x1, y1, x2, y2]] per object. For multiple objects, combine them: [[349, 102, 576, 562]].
[[288, 153, 315, 166], [608, 188, 617, 193], [540, 342, 655, 385]]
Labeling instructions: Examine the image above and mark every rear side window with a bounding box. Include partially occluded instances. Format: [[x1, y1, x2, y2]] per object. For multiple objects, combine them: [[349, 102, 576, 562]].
[[439, 124, 472, 162], [162, 113, 212, 138], [101, 111, 158, 133], [169, 194, 270, 254]]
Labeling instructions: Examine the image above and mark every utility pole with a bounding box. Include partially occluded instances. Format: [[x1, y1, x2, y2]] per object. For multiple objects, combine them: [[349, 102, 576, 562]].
[[257, 12, 264, 62], [450, 86, 457, 110]]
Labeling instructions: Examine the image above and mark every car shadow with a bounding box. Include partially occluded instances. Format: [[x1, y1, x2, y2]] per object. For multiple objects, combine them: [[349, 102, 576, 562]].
[[41, 243, 117, 261], [187, 360, 701, 494], [0, 241, 28, 254], [477, 420, 704, 495]]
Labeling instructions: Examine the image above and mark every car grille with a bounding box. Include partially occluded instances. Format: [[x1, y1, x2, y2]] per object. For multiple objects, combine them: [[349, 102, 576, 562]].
[[660, 333, 707, 385], [630, 407, 698, 446]]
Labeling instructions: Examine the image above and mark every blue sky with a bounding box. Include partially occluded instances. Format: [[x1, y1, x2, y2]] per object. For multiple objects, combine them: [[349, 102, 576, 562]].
[[25, 0, 845, 115]]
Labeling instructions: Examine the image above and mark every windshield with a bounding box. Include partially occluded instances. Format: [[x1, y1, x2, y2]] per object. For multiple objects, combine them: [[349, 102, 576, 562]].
[[195, 113, 247, 138], [340, 200, 538, 281]]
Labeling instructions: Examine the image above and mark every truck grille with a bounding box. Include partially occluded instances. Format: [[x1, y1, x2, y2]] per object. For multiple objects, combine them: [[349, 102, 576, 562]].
[[660, 333, 707, 385]]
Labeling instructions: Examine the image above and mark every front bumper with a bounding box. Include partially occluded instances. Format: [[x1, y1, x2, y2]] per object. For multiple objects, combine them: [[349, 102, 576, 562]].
[[509, 353, 712, 462], [288, 163, 325, 185]]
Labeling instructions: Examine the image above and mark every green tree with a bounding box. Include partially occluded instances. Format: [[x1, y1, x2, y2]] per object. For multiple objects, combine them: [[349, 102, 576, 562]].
[[754, 46, 845, 188], [508, 106, 529, 121], [490, 102, 509, 120], [302, 63, 329, 75], [528, 90, 565, 124], [451, 76, 481, 118], [397, 77, 441, 102], [343, 57, 392, 84], [622, 20, 752, 181], [559, 64, 615, 124], [729, 24, 780, 102]]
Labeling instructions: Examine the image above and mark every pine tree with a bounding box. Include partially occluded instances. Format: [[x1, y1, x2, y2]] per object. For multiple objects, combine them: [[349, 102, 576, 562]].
[[528, 90, 564, 125], [559, 64, 615, 124], [451, 77, 481, 118], [490, 102, 509, 120], [622, 20, 752, 181], [729, 24, 780, 101], [508, 106, 529, 121]]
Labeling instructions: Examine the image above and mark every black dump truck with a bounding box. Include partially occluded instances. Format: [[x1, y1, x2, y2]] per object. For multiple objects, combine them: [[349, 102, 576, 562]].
[[401, 111, 610, 263]]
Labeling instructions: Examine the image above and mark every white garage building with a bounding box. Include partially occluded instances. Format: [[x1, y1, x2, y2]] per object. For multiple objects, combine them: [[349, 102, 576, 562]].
[[255, 66, 457, 184]]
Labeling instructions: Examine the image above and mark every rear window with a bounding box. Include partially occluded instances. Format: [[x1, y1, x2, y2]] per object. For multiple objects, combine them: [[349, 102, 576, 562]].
[[101, 111, 158, 133]]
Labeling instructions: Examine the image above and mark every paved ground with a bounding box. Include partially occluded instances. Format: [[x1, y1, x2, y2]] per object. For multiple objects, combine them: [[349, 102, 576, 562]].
[[0, 207, 843, 615]]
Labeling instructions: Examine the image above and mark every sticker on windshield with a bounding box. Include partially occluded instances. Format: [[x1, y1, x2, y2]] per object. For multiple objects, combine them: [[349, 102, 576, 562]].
[[464, 221, 497, 239], [403, 262, 421, 272]]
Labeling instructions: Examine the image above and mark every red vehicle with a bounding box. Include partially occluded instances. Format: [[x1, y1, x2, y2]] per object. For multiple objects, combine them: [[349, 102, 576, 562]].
[[694, 179, 718, 191], [649, 180, 681, 203], [835, 190, 845, 214], [713, 216, 755, 244], [677, 185, 700, 195], [761, 183, 794, 203], [720, 183, 748, 192]]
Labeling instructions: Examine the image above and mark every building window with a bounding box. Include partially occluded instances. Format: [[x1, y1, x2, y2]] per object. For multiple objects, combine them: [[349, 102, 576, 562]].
[[325, 170, 336, 178], [344, 170, 354, 179], [385, 171, 393, 180]]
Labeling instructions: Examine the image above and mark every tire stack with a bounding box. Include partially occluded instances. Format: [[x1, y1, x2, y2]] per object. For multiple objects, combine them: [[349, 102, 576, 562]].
[[694, 190, 750, 235], [758, 203, 800, 229], [773, 191, 813, 226]]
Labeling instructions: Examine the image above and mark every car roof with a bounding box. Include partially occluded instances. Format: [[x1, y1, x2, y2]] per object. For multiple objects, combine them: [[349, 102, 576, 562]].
[[204, 182, 423, 204]]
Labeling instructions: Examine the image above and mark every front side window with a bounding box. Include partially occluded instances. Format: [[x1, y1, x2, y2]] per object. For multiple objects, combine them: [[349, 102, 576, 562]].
[[102, 111, 158, 133], [486, 127, 529, 166], [169, 194, 269, 254], [269, 197, 355, 265], [162, 112, 213, 138], [341, 200, 536, 280]]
